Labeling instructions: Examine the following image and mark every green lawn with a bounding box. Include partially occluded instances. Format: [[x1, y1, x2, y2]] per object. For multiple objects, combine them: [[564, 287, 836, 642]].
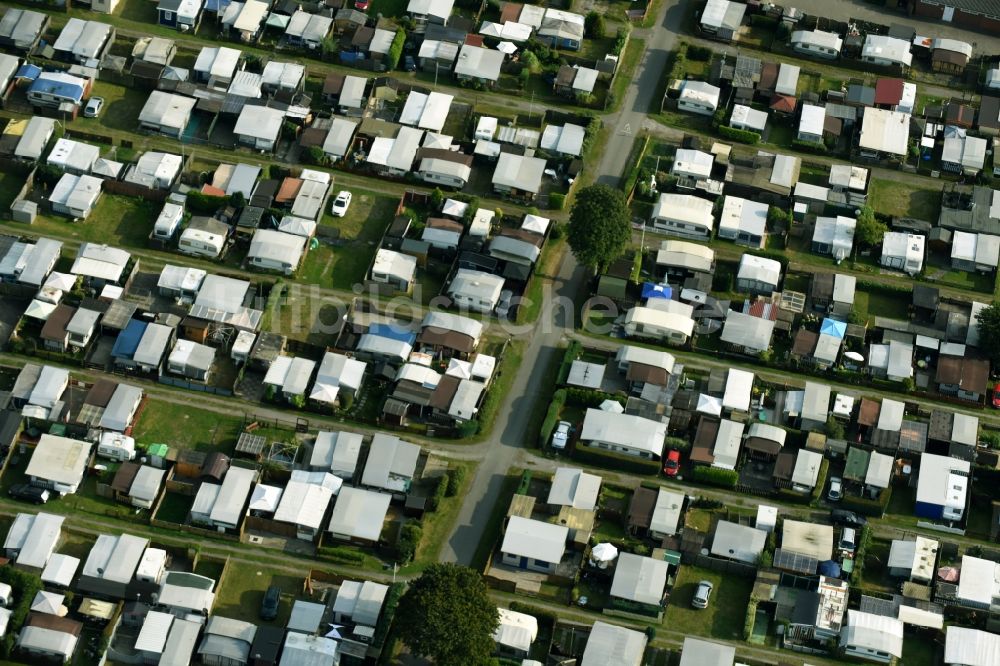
[[854, 288, 911, 324], [665, 566, 753, 640], [132, 399, 245, 452], [27, 195, 159, 248], [0, 170, 27, 213], [213, 561, 304, 626], [411, 461, 476, 569], [320, 190, 397, 242], [298, 244, 376, 292], [367, 0, 407, 17], [68, 80, 149, 136], [155, 492, 193, 524], [901, 632, 940, 666], [868, 179, 943, 221]]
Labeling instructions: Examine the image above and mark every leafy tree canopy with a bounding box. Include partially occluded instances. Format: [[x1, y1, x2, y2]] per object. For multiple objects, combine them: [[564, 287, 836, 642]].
[[395, 564, 499, 666], [976, 301, 1000, 369], [567, 184, 631, 272], [855, 205, 887, 247]]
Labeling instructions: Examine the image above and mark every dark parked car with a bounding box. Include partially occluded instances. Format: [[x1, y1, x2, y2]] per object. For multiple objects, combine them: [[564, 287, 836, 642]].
[[830, 509, 867, 529], [8, 484, 49, 504], [404, 55, 417, 72], [260, 585, 280, 620]]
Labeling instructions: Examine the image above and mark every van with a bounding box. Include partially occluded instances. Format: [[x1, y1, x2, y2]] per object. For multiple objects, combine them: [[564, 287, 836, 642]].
[[839, 527, 857, 553]]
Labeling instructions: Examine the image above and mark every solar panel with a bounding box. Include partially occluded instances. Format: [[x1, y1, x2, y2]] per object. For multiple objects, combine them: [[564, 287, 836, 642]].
[[773, 548, 818, 574], [860, 595, 897, 617]]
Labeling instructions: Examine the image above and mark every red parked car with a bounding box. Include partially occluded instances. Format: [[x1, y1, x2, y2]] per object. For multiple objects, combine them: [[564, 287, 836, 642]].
[[992, 383, 1000, 409], [355, 0, 369, 10], [663, 449, 681, 477]]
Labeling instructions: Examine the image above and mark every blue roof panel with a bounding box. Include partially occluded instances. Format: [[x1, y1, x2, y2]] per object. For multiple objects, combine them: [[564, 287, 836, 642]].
[[368, 323, 416, 345], [111, 319, 147, 360], [16, 64, 41, 81], [642, 282, 672, 300], [820, 318, 847, 339], [27, 76, 84, 103]]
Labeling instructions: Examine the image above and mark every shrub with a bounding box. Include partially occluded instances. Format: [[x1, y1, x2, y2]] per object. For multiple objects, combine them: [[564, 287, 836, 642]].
[[302, 145, 326, 166], [718, 125, 760, 144], [387, 29, 406, 70], [446, 466, 466, 496], [825, 417, 845, 440], [572, 446, 661, 475], [840, 487, 892, 517], [687, 44, 712, 61], [792, 139, 828, 154], [809, 458, 830, 507], [509, 602, 557, 628], [613, 26, 630, 56], [689, 466, 739, 488], [548, 192, 565, 210], [743, 599, 758, 640], [317, 546, 365, 565], [338, 392, 354, 412], [186, 190, 228, 215], [397, 521, 422, 563], [664, 436, 692, 453], [522, 50, 541, 73], [0, 566, 42, 658], [457, 419, 479, 438], [565, 387, 622, 408], [428, 476, 448, 511], [372, 583, 406, 648], [519, 68, 531, 89], [538, 389, 567, 447], [982, 431, 1000, 450], [550, 223, 565, 240], [585, 11, 606, 39], [431, 187, 445, 210]]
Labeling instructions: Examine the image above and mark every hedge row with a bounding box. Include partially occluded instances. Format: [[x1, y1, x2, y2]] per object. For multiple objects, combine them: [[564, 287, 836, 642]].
[[0, 566, 42, 658], [509, 601, 558, 628], [539, 388, 567, 447], [839, 486, 892, 517], [565, 387, 623, 409], [718, 125, 761, 145], [316, 546, 366, 565], [689, 466, 739, 488], [792, 139, 828, 154], [573, 445, 661, 475]]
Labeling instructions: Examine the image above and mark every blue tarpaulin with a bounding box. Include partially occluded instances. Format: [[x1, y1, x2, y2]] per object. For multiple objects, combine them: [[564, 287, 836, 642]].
[[642, 282, 672, 300], [15, 64, 41, 82], [818, 560, 841, 578], [820, 318, 847, 339], [368, 323, 416, 345], [111, 319, 147, 360]]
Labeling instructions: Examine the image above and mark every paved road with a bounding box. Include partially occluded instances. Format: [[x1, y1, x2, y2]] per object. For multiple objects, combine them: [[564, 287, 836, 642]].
[[595, 1, 688, 185]]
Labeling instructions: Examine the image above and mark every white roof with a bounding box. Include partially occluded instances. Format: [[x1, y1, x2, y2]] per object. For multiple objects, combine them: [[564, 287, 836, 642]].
[[248, 484, 283, 513], [47, 138, 99, 173], [610, 553, 668, 605], [650, 488, 684, 536], [285, 10, 333, 42], [862, 34, 913, 66], [580, 408, 667, 456], [273, 479, 335, 530], [730, 104, 768, 132], [747, 423, 787, 448], [234, 105, 283, 142], [865, 451, 894, 489], [672, 148, 714, 179], [679, 637, 735, 666], [945, 626, 1000, 666], [711, 520, 767, 563], [652, 193, 714, 230], [261, 60, 305, 89], [407, 0, 455, 19], [952, 412, 979, 446], [400, 91, 454, 133], [792, 449, 823, 487], [719, 195, 767, 238], [133, 323, 172, 367], [616, 345, 676, 375], [263, 355, 316, 395], [53, 18, 111, 59], [224, 0, 269, 32], [776, 63, 800, 96], [878, 398, 905, 431], [581, 622, 647, 666], [791, 28, 842, 51], [421, 310, 483, 341], [655, 239, 714, 272], [193, 46, 241, 79], [449, 269, 505, 305], [888, 535, 937, 581], [139, 91, 196, 133], [625, 306, 695, 338], [783, 519, 834, 560], [540, 123, 586, 157], [361, 434, 419, 491], [502, 516, 567, 564], [493, 608, 538, 653], [41, 553, 79, 588], [841, 610, 904, 658], [227, 70, 262, 98], [209, 466, 256, 527], [812, 215, 856, 259], [130, 466, 166, 503], [860, 108, 911, 156], [802, 381, 831, 423], [679, 80, 720, 108], [547, 467, 601, 511], [720, 311, 775, 351], [136, 610, 174, 654], [6, 513, 63, 570], [327, 486, 392, 540], [492, 152, 546, 194], [339, 75, 367, 108], [26, 434, 91, 488], [311, 431, 363, 476], [897, 604, 943, 629], [454, 44, 504, 81], [248, 228, 306, 267], [737, 254, 781, 286], [700, 0, 746, 30], [713, 420, 744, 470], [313, 352, 366, 398], [799, 104, 826, 137], [959, 554, 1000, 606], [72, 242, 130, 281], [322, 117, 358, 158], [372, 248, 417, 284], [916, 452, 970, 509]]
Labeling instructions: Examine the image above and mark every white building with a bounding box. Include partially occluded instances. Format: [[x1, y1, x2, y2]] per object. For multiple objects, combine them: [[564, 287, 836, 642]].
[[839, 610, 903, 663], [718, 195, 767, 248], [247, 228, 306, 275], [880, 231, 924, 275], [651, 193, 714, 238], [448, 269, 505, 313], [580, 408, 667, 458], [677, 80, 720, 115], [859, 108, 911, 158], [862, 34, 912, 68], [790, 29, 842, 59], [811, 215, 856, 261]]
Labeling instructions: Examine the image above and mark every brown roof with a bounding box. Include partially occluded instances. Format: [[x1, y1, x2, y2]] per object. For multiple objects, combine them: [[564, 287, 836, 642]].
[[758, 62, 778, 91], [772, 451, 796, 481], [417, 148, 473, 167], [932, 49, 969, 66], [323, 72, 345, 96], [928, 408, 953, 443], [936, 356, 989, 394], [26, 612, 82, 637], [111, 462, 141, 494], [744, 437, 782, 456], [810, 272, 834, 300], [945, 102, 975, 127], [499, 227, 544, 247], [426, 217, 464, 232], [202, 452, 231, 481], [500, 1, 522, 22], [980, 96, 1000, 131], [429, 374, 461, 411], [417, 328, 476, 353], [857, 398, 881, 427], [275, 177, 302, 204], [84, 379, 118, 407], [627, 486, 657, 529], [40, 304, 75, 343], [770, 94, 797, 114], [299, 127, 327, 148], [626, 362, 669, 387], [874, 78, 904, 106], [791, 329, 818, 357], [690, 417, 718, 465], [555, 64, 575, 87]]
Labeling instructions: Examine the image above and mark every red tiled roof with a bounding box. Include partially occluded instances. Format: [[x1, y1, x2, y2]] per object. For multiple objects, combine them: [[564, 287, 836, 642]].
[[770, 94, 797, 113], [874, 78, 904, 106]]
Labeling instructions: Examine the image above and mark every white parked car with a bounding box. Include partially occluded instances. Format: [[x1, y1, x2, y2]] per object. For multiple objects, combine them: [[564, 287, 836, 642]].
[[551, 421, 571, 449], [84, 96, 104, 118], [331, 190, 353, 217]]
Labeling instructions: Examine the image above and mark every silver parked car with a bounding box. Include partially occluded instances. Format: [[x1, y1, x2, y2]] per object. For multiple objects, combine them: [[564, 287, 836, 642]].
[[691, 580, 714, 609]]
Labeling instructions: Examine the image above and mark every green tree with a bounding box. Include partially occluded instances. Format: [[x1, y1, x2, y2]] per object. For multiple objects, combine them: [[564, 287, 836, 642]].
[[825, 416, 845, 440], [567, 184, 631, 272], [855, 205, 887, 247], [396, 564, 499, 666], [387, 29, 406, 70], [976, 301, 1000, 369], [522, 50, 541, 74], [585, 11, 606, 39]]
